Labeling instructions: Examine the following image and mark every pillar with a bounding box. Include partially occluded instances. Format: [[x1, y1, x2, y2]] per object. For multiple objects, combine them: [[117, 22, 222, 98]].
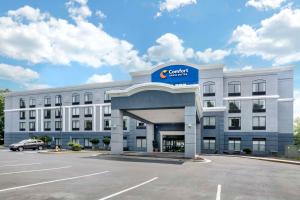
[[146, 123, 154, 153], [111, 109, 124, 154], [185, 106, 197, 158]]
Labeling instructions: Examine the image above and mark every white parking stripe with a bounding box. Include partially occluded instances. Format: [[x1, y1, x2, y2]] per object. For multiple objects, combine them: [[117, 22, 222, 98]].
[[0, 171, 110, 193], [216, 184, 222, 200], [0, 166, 72, 176], [0, 163, 41, 168], [98, 177, 158, 200]]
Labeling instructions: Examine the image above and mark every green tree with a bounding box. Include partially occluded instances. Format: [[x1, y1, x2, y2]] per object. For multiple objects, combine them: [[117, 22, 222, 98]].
[[294, 117, 300, 145], [0, 89, 10, 144]]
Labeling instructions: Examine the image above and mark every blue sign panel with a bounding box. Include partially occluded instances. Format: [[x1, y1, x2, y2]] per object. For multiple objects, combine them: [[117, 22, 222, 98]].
[[151, 65, 199, 85]]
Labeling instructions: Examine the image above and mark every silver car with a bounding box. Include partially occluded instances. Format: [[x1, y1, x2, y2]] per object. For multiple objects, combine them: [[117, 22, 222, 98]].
[[9, 139, 45, 151]]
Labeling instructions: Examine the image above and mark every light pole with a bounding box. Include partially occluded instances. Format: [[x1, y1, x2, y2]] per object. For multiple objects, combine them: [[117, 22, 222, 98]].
[[59, 95, 62, 150]]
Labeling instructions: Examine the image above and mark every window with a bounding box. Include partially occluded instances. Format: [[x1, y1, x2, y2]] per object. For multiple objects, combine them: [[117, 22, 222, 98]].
[[72, 138, 80, 144], [84, 138, 92, 148], [44, 109, 51, 119], [72, 108, 80, 118], [55, 121, 62, 131], [228, 138, 241, 151], [253, 100, 266, 112], [84, 120, 93, 131], [136, 120, 146, 129], [29, 122, 35, 131], [203, 137, 215, 150], [104, 119, 111, 130], [203, 117, 216, 129], [44, 96, 51, 107], [84, 93, 93, 104], [55, 108, 62, 118], [55, 138, 62, 146], [103, 106, 111, 116], [29, 110, 36, 119], [19, 122, 26, 131], [104, 91, 111, 103], [253, 116, 266, 130], [84, 107, 93, 117], [19, 111, 26, 120], [228, 81, 241, 96], [253, 139, 266, 152], [123, 118, 128, 131], [228, 100, 241, 113], [29, 98, 36, 108], [72, 93, 80, 105], [203, 100, 215, 108], [55, 95, 62, 106], [252, 79, 266, 95], [72, 120, 80, 131], [228, 117, 241, 130], [19, 98, 26, 108], [136, 137, 146, 149], [203, 82, 215, 96], [44, 121, 51, 131]]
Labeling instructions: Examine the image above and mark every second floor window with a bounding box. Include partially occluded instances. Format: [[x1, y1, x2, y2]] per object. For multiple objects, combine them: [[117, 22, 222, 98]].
[[253, 79, 266, 95], [123, 118, 128, 131], [253, 116, 266, 130], [55, 108, 62, 118], [84, 107, 93, 117], [19, 111, 25, 120], [72, 120, 80, 131], [29, 98, 36, 108], [72, 108, 80, 118], [19, 122, 26, 131], [55, 95, 62, 106], [253, 99, 266, 112], [203, 82, 215, 96], [104, 119, 111, 130], [29, 110, 36, 119], [44, 121, 51, 131], [19, 98, 26, 108], [72, 93, 80, 105], [228, 117, 241, 130], [55, 121, 62, 131], [136, 120, 146, 129], [84, 120, 93, 131], [44, 109, 51, 119], [203, 100, 215, 108], [103, 106, 111, 116], [228, 81, 241, 96], [29, 122, 35, 131], [228, 100, 241, 113], [104, 91, 111, 102], [203, 116, 216, 129], [84, 93, 93, 104], [44, 96, 51, 106]]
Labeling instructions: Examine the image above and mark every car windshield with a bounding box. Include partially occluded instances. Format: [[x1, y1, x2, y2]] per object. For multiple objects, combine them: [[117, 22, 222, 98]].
[[18, 140, 30, 144]]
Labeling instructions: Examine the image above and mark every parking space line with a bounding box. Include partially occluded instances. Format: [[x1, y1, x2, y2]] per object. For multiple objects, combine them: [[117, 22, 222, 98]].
[[0, 163, 41, 168], [216, 184, 221, 200], [0, 166, 72, 176], [98, 177, 158, 200], [0, 171, 110, 193]]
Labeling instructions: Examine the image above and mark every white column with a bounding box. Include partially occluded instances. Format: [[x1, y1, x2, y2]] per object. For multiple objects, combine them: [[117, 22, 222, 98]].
[[68, 107, 71, 132], [99, 106, 103, 132], [111, 109, 123, 154], [36, 109, 39, 132], [93, 105, 96, 131], [41, 109, 44, 131], [146, 123, 154, 153], [62, 107, 66, 132]]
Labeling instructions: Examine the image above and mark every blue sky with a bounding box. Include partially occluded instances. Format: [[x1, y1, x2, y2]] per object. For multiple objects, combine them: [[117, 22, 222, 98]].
[[0, 0, 299, 117]]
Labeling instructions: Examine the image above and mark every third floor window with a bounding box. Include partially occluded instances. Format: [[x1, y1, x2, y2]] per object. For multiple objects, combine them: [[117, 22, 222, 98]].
[[19, 98, 26, 108], [203, 82, 215, 96], [29, 98, 36, 108], [84, 93, 93, 104], [44, 96, 51, 107], [203, 100, 215, 108], [55, 95, 62, 106], [252, 80, 266, 95], [72, 93, 80, 105], [228, 81, 241, 96]]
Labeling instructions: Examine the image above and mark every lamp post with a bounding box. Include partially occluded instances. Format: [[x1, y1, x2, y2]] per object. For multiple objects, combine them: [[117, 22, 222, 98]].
[[59, 95, 62, 150]]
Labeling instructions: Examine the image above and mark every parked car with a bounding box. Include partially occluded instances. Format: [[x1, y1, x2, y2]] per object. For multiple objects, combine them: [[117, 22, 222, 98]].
[[9, 139, 45, 151]]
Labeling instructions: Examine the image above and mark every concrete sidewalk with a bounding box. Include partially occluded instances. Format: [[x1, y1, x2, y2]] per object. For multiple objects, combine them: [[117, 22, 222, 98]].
[[238, 155, 300, 165]]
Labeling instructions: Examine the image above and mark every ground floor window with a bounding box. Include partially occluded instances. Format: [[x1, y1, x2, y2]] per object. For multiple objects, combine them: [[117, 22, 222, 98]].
[[72, 138, 80, 144], [228, 138, 241, 151], [253, 139, 266, 152], [104, 119, 111, 130], [55, 138, 62, 146], [84, 138, 92, 147], [203, 137, 215, 150], [136, 137, 146, 149], [123, 137, 128, 149]]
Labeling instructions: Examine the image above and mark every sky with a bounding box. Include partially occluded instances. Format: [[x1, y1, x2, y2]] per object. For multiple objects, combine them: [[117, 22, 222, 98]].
[[0, 0, 299, 118]]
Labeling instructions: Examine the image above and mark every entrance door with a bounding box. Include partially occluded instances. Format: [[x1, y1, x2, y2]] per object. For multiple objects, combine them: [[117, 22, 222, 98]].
[[160, 131, 185, 152]]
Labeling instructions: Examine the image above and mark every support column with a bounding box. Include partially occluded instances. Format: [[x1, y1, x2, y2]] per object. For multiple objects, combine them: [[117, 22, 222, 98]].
[[111, 109, 124, 154], [146, 123, 154, 153], [184, 106, 196, 158]]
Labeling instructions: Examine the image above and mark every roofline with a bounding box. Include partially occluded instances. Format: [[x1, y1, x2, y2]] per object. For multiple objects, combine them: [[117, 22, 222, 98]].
[[5, 80, 133, 97]]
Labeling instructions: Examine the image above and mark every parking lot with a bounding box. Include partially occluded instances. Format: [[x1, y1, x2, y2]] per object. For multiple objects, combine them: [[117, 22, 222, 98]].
[[0, 150, 299, 200]]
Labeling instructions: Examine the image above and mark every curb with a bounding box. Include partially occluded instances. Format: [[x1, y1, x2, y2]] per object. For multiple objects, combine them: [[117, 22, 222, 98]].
[[238, 156, 300, 165], [38, 150, 108, 154]]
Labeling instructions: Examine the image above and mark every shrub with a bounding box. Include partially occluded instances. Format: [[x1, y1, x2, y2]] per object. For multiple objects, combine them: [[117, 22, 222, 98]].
[[243, 148, 252, 154], [103, 137, 110, 150], [68, 142, 82, 151], [90, 138, 99, 145]]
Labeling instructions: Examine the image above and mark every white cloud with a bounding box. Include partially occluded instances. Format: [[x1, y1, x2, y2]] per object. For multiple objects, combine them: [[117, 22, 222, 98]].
[[295, 90, 300, 119], [66, 0, 91, 22], [242, 65, 253, 70], [23, 83, 50, 90], [195, 48, 231, 63], [95, 10, 106, 19], [156, 0, 197, 17], [0, 63, 39, 83], [230, 8, 300, 65], [0, 3, 150, 71], [146, 33, 229, 64], [246, 0, 286, 11], [86, 73, 113, 84]]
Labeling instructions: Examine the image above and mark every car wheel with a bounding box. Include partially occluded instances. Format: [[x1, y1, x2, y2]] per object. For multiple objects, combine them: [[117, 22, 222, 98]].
[[38, 146, 43, 150], [18, 147, 24, 151]]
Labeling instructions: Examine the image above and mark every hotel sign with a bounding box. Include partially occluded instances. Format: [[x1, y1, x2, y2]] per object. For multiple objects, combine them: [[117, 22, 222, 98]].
[[151, 64, 199, 85]]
